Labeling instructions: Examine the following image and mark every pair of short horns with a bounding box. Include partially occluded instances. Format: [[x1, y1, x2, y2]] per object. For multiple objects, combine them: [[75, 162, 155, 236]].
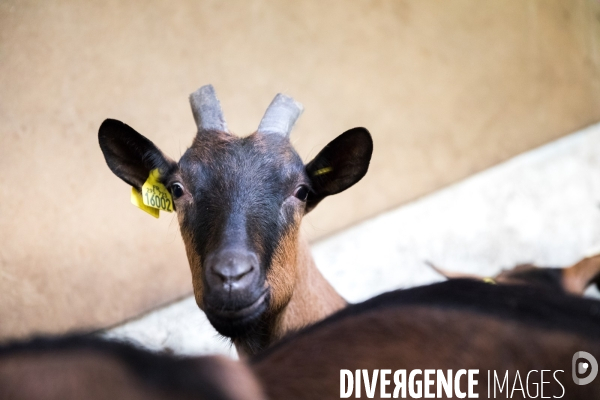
[[189, 85, 304, 138]]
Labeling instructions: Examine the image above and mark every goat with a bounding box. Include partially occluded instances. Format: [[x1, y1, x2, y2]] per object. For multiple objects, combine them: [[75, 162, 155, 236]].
[[427, 253, 600, 296], [2, 281, 600, 399], [252, 279, 600, 399], [99, 85, 373, 356], [0, 335, 264, 400]]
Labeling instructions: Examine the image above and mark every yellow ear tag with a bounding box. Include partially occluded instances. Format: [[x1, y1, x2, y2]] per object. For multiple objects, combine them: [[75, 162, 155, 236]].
[[131, 187, 160, 218], [482, 277, 496, 285], [313, 167, 333, 176], [130, 169, 174, 218]]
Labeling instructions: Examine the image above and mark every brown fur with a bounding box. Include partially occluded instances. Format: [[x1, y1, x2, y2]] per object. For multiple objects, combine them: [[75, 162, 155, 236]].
[[0, 350, 264, 400], [180, 227, 205, 310], [269, 234, 347, 343], [98, 117, 372, 356], [0, 351, 164, 400], [5, 280, 600, 399], [0, 339, 264, 400], [263, 206, 303, 314], [177, 171, 347, 356], [4, 306, 597, 399], [203, 356, 265, 400], [174, 130, 328, 355], [180, 195, 346, 357], [232, 231, 346, 357], [253, 306, 600, 399]]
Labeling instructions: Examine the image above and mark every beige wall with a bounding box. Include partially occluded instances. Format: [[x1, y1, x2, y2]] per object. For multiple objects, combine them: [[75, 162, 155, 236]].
[[1, 0, 599, 340]]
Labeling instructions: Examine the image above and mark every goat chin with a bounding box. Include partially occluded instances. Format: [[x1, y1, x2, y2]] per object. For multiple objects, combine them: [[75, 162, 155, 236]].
[[99, 85, 372, 356], [205, 290, 271, 339]]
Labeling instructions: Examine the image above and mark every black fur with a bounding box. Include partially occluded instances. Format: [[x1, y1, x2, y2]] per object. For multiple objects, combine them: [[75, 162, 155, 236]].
[[179, 132, 306, 341], [252, 279, 600, 363], [506, 266, 565, 291], [99, 117, 373, 354], [305, 127, 373, 211], [98, 119, 177, 190]]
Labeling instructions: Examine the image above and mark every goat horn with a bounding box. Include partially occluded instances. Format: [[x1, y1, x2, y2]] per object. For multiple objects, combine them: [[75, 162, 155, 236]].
[[258, 93, 304, 138], [189, 85, 228, 133]]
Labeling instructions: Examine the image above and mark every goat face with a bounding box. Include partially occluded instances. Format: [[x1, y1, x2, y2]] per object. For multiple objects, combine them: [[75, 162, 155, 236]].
[[176, 130, 308, 337], [98, 86, 372, 342]]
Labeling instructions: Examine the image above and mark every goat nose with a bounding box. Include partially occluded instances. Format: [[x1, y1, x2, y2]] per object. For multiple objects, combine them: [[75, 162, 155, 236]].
[[206, 250, 259, 290]]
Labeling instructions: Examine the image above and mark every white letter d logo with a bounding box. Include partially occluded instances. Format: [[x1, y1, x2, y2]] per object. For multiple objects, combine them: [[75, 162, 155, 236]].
[[572, 351, 598, 385]]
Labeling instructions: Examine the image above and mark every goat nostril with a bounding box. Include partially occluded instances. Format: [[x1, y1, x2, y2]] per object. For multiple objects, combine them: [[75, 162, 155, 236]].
[[212, 263, 254, 284], [233, 265, 253, 280], [207, 250, 258, 287]]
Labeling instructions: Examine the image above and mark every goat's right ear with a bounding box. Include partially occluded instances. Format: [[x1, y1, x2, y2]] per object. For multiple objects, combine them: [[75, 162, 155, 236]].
[[305, 127, 373, 212], [98, 119, 177, 190]]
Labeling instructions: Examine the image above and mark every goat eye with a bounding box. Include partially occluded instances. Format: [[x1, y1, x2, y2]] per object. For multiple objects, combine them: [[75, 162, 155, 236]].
[[294, 185, 309, 202], [171, 183, 185, 199]]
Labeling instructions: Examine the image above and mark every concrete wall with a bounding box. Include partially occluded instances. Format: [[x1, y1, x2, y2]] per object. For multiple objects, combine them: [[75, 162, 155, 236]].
[[1, 0, 599, 340]]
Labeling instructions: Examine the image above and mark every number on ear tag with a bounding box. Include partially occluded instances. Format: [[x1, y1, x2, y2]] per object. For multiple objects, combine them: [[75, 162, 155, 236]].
[[130, 169, 174, 218], [131, 187, 160, 218], [142, 169, 174, 212]]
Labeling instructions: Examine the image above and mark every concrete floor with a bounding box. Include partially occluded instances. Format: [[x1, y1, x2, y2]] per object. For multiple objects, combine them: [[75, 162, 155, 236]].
[[104, 121, 600, 358]]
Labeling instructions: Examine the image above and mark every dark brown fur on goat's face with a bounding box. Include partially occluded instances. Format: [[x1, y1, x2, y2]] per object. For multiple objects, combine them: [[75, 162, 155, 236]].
[[98, 115, 372, 352], [171, 131, 307, 339]]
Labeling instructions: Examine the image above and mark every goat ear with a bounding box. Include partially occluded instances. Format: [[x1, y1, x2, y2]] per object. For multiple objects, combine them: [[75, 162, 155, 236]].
[[305, 127, 373, 212], [98, 119, 177, 190], [562, 254, 600, 295]]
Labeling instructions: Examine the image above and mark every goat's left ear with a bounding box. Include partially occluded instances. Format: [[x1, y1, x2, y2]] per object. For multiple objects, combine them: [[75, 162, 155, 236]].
[[98, 119, 177, 190], [305, 127, 373, 212]]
